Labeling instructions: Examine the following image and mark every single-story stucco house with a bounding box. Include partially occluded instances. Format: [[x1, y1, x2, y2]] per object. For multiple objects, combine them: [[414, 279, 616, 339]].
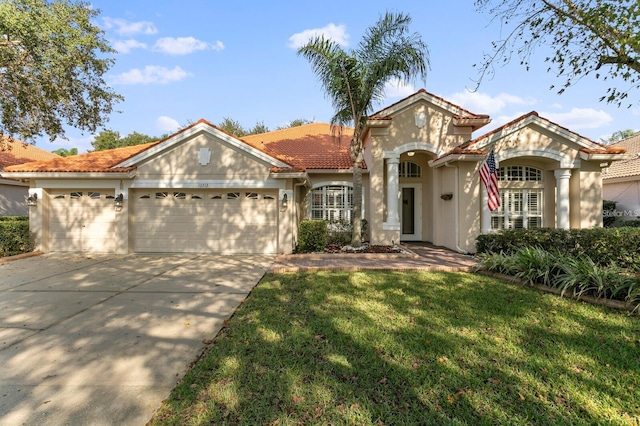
[[0, 138, 60, 216], [603, 134, 640, 222], [1, 89, 627, 254]]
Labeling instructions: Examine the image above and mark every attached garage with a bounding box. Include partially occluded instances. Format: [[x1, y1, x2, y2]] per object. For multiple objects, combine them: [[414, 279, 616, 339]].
[[130, 189, 279, 254], [48, 190, 117, 252]]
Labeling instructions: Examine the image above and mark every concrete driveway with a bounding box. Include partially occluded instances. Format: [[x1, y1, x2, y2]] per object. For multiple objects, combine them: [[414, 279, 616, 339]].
[[0, 253, 273, 425]]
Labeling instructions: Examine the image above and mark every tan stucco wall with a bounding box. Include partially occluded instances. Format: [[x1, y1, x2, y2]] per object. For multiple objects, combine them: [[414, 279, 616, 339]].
[[135, 133, 273, 180], [366, 99, 471, 246], [604, 179, 640, 222], [0, 183, 28, 216], [571, 163, 605, 228]]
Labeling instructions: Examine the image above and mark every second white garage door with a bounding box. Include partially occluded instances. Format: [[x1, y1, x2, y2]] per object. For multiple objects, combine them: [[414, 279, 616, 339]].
[[131, 190, 278, 254]]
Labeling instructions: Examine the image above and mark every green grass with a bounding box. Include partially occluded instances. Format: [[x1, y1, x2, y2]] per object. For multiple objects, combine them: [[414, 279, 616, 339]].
[[150, 271, 640, 425]]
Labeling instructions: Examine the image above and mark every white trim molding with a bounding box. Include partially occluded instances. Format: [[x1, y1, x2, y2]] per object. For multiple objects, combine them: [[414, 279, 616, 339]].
[[116, 121, 291, 170], [384, 141, 446, 159], [130, 179, 286, 189], [495, 148, 580, 169]]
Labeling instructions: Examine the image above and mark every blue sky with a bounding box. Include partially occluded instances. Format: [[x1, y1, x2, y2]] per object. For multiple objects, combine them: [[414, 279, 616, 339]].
[[42, 0, 640, 153]]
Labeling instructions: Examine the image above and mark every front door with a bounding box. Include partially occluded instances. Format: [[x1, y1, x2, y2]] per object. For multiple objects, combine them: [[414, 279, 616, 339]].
[[400, 184, 422, 241]]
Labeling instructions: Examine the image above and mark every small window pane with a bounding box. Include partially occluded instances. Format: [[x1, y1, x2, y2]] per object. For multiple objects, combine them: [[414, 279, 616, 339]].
[[227, 192, 240, 199], [139, 194, 151, 199], [70, 192, 83, 199], [191, 194, 202, 199], [88, 192, 101, 199], [173, 192, 186, 199], [155, 192, 168, 199], [245, 192, 259, 199]]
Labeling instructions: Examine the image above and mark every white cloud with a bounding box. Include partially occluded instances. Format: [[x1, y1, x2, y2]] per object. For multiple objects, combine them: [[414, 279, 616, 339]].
[[152, 36, 222, 55], [383, 78, 417, 98], [156, 116, 180, 132], [102, 17, 158, 36], [211, 40, 225, 51], [110, 66, 192, 85], [448, 91, 535, 114], [540, 108, 613, 130], [288, 23, 349, 49], [112, 39, 147, 54]]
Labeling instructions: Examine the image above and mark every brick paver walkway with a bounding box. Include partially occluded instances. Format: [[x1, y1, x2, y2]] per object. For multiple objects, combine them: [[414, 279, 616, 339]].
[[269, 242, 477, 273]]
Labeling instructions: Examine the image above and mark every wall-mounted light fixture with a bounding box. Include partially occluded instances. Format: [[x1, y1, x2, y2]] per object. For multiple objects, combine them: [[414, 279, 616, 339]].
[[26, 193, 37, 207], [281, 193, 288, 209], [407, 151, 415, 157], [114, 193, 124, 209], [440, 192, 453, 201]]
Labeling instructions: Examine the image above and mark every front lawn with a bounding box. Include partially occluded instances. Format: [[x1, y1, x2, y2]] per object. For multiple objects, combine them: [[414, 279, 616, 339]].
[[150, 271, 640, 425]]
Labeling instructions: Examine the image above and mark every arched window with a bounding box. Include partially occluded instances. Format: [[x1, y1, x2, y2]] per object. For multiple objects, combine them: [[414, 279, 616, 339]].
[[497, 165, 542, 181], [399, 161, 422, 178], [492, 166, 543, 230], [310, 185, 353, 222]]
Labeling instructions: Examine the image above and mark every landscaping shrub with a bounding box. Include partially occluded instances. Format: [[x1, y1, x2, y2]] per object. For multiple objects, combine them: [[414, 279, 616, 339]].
[[476, 227, 640, 270], [476, 247, 640, 311], [615, 219, 640, 228], [0, 217, 32, 256], [297, 220, 327, 253]]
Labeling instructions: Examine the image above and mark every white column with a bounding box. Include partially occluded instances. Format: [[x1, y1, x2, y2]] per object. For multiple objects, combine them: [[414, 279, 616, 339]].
[[481, 185, 491, 234], [555, 169, 572, 229], [383, 156, 400, 230]]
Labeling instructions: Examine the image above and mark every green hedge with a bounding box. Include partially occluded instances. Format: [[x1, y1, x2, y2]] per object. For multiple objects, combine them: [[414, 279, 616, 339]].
[[476, 228, 640, 270], [297, 220, 327, 253], [0, 218, 32, 256], [0, 215, 28, 222]]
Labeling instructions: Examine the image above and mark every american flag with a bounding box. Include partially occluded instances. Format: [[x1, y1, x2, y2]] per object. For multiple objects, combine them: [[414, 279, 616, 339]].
[[479, 148, 500, 211]]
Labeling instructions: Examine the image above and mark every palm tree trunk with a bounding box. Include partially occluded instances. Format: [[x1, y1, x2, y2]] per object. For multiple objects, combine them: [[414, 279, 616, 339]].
[[351, 161, 363, 247]]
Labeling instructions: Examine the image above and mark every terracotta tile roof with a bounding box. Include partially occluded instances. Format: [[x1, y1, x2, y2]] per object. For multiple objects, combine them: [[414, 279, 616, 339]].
[[603, 134, 640, 179], [2, 121, 357, 174], [0, 137, 60, 169], [242, 123, 358, 170], [3, 142, 159, 173]]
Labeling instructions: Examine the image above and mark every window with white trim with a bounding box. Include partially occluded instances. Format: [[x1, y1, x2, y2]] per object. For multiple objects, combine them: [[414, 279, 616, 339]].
[[399, 161, 422, 178], [491, 166, 543, 230], [311, 185, 353, 222]]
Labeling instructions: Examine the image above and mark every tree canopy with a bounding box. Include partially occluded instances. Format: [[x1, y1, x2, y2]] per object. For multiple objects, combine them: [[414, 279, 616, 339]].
[[216, 117, 314, 137], [91, 130, 158, 152], [298, 11, 429, 246], [600, 129, 637, 145], [0, 0, 122, 143], [475, 0, 640, 106], [52, 147, 78, 157]]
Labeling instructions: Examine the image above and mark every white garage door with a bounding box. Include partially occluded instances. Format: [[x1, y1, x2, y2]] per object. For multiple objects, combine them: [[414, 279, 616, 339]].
[[131, 190, 278, 254], [49, 191, 116, 252]]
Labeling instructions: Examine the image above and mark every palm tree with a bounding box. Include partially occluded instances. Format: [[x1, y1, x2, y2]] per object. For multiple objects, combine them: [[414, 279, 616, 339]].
[[298, 12, 429, 247]]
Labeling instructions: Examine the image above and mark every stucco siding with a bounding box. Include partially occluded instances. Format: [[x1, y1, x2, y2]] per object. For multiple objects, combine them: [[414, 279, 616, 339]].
[[604, 179, 640, 222], [135, 133, 273, 181], [0, 183, 28, 216]]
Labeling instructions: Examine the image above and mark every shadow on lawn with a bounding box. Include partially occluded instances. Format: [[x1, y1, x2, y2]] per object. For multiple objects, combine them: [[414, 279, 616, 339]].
[[153, 271, 640, 425]]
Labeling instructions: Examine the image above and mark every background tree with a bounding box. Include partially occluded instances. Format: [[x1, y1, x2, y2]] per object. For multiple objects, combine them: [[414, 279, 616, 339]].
[[276, 118, 314, 130], [600, 129, 637, 145], [474, 0, 640, 106], [91, 130, 158, 152], [52, 147, 78, 157], [298, 12, 429, 247], [249, 121, 270, 135], [0, 0, 122, 145], [217, 117, 248, 137]]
